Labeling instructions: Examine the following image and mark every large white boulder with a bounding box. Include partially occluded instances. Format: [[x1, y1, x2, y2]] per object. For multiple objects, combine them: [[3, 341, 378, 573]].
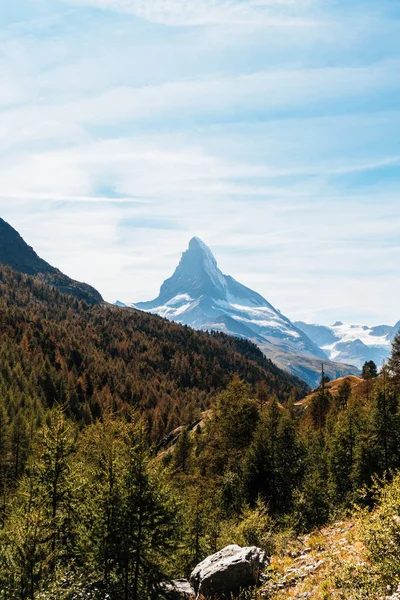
[[189, 544, 268, 598]]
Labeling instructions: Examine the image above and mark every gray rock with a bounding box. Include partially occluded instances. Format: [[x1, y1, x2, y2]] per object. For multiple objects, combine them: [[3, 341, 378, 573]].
[[189, 544, 268, 599], [161, 579, 196, 599]]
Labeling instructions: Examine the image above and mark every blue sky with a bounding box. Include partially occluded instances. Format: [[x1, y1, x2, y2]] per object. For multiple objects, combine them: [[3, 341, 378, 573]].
[[1, 0, 399, 325]]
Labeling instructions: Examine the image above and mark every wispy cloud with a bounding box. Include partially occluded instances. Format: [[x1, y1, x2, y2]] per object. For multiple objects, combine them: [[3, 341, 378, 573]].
[[63, 0, 318, 26]]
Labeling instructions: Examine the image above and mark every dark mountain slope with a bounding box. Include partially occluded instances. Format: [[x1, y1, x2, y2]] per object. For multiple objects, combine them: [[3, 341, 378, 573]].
[[0, 217, 102, 304], [0, 265, 307, 442]]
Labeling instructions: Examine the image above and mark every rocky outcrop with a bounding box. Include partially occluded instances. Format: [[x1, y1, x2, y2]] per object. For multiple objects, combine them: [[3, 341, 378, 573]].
[[162, 578, 196, 598], [386, 585, 400, 600], [189, 544, 268, 599]]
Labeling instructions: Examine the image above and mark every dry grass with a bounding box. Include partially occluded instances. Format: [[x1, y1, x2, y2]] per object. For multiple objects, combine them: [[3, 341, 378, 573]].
[[296, 375, 365, 409], [258, 519, 368, 599]]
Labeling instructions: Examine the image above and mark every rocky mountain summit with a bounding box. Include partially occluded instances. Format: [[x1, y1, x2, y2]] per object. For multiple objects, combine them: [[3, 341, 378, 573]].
[[133, 238, 357, 387]]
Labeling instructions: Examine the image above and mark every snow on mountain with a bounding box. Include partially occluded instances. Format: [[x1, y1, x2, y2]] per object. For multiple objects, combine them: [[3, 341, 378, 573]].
[[134, 237, 324, 358], [295, 320, 400, 369], [128, 237, 358, 387]]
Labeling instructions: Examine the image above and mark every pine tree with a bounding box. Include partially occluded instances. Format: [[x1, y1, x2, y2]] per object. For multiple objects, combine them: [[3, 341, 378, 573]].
[[362, 360, 378, 380], [205, 377, 259, 474], [0, 408, 79, 598], [334, 379, 352, 412], [10, 411, 29, 481], [0, 404, 10, 528], [122, 420, 178, 600], [388, 334, 400, 387], [275, 412, 305, 513], [37, 408, 78, 570], [373, 388, 400, 474], [243, 401, 303, 514], [294, 428, 330, 529], [309, 388, 332, 429], [256, 381, 269, 410], [242, 400, 279, 510], [173, 427, 192, 474], [328, 399, 363, 501], [78, 414, 178, 600], [1, 475, 49, 600]]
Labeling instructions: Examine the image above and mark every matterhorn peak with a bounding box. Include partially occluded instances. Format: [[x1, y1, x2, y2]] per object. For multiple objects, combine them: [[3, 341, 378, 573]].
[[133, 238, 355, 387], [136, 237, 283, 318], [185, 237, 218, 265], [152, 237, 226, 302], [188, 236, 214, 257], [180, 237, 219, 276]]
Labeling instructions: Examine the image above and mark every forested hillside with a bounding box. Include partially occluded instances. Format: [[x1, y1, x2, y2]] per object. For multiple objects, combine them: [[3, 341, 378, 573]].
[[0, 264, 309, 599], [0, 264, 306, 439], [2, 263, 400, 599]]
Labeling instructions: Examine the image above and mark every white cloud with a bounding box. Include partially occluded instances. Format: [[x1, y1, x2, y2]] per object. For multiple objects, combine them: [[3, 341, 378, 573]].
[[1, 59, 398, 158], [63, 0, 317, 26]]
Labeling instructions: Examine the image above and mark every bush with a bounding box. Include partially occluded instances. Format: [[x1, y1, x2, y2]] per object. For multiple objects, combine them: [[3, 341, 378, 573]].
[[334, 474, 400, 598], [236, 500, 275, 554], [360, 474, 400, 585]]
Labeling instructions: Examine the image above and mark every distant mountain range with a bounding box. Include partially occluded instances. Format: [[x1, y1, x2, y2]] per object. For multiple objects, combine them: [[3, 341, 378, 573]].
[[127, 237, 357, 387], [295, 320, 399, 369], [0, 217, 102, 304]]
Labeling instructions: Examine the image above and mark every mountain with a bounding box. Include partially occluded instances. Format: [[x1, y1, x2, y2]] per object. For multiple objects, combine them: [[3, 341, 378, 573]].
[[134, 237, 357, 387], [295, 320, 400, 369], [0, 217, 103, 304]]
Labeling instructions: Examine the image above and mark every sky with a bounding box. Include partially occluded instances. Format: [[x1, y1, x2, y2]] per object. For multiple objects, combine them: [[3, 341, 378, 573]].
[[1, 0, 399, 325]]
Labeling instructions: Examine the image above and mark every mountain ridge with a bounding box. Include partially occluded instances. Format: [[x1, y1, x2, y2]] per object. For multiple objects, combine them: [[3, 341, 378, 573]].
[[295, 320, 400, 369], [0, 217, 103, 304]]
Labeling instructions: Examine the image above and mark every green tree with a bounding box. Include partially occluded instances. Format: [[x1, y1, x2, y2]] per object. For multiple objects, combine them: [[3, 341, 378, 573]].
[[122, 421, 178, 600], [294, 429, 330, 530], [334, 379, 352, 412], [0, 408, 78, 599], [205, 377, 259, 474], [178, 481, 223, 574], [0, 475, 49, 600], [388, 334, 400, 387], [309, 388, 332, 429], [373, 388, 400, 474], [78, 414, 178, 600], [0, 404, 10, 528], [243, 402, 303, 514], [362, 360, 378, 380], [256, 381, 269, 410], [328, 399, 363, 501], [173, 427, 192, 474]]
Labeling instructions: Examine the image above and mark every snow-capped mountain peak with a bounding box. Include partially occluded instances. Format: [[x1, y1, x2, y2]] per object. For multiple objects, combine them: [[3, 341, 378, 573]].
[[157, 236, 228, 301], [136, 238, 286, 324], [127, 238, 361, 387], [295, 320, 400, 369]]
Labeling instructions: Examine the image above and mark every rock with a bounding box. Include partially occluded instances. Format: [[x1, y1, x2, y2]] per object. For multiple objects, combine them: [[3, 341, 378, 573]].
[[161, 579, 196, 599], [189, 544, 268, 599]]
